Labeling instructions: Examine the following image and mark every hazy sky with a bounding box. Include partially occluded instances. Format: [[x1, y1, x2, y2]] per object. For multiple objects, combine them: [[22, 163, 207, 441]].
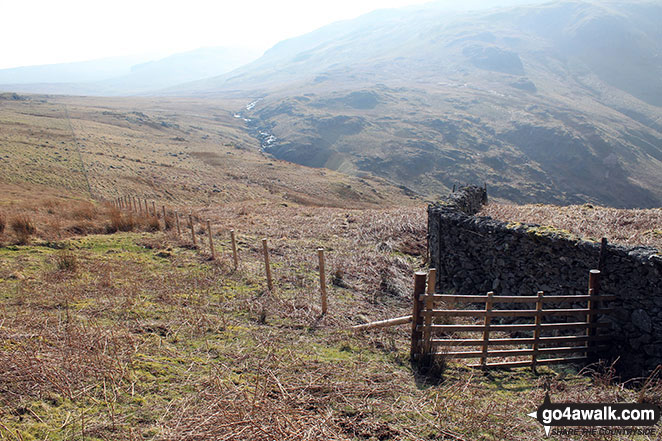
[[1, 0, 432, 69]]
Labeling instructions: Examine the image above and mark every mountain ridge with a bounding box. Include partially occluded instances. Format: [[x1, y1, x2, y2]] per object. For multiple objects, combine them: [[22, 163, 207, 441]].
[[170, 0, 662, 208], [0, 46, 261, 96]]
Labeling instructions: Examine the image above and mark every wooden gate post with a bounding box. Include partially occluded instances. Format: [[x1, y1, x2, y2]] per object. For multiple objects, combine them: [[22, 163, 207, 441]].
[[152, 201, 156, 217], [318, 248, 327, 315], [480, 291, 495, 368], [262, 238, 273, 291], [587, 269, 601, 360], [410, 271, 428, 361], [531, 291, 544, 372], [230, 230, 239, 270], [207, 220, 216, 260], [162, 205, 167, 224], [422, 269, 436, 355]]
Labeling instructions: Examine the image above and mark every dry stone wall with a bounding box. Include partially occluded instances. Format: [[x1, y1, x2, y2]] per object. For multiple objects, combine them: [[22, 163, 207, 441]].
[[428, 186, 662, 378]]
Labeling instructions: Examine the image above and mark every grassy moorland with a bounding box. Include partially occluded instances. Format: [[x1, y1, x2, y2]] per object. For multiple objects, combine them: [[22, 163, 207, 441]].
[[0, 200, 661, 441], [1, 94, 661, 441], [0, 93, 417, 209]]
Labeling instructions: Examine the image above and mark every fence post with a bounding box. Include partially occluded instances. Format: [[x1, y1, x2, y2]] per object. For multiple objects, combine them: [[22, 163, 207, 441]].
[[231, 230, 239, 270], [422, 268, 436, 355], [587, 269, 601, 360], [136, 197, 141, 213], [175, 211, 181, 237], [152, 201, 156, 217], [480, 291, 494, 368], [207, 220, 216, 260], [144, 199, 148, 214], [531, 291, 544, 372], [410, 271, 427, 361], [318, 248, 327, 315], [162, 205, 166, 224], [189, 214, 197, 247], [262, 239, 273, 291]]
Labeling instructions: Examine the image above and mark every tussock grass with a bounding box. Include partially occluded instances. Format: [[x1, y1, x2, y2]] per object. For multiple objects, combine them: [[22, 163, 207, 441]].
[[10, 214, 36, 244], [108, 207, 136, 232], [70, 201, 98, 220], [144, 214, 161, 232], [54, 250, 78, 272]]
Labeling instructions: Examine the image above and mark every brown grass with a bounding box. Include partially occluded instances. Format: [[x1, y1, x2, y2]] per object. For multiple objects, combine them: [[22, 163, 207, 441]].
[[1, 202, 661, 440], [55, 250, 79, 272], [480, 202, 662, 250], [70, 201, 98, 220], [164, 214, 174, 231], [107, 207, 136, 232], [10, 215, 36, 244], [144, 214, 161, 232]]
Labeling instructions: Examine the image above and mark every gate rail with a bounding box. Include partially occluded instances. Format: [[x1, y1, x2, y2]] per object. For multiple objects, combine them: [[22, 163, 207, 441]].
[[411, 269, 614, 370]]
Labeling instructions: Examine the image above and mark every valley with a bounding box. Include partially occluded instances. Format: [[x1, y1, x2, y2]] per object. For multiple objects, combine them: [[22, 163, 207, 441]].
[[171, 0, 662, 208]]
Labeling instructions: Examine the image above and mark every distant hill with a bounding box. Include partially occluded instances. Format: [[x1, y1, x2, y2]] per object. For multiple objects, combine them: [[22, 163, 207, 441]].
[[0, 55, 152, 85], [0, 47, 261, 96], [172, 0, 662, 208]]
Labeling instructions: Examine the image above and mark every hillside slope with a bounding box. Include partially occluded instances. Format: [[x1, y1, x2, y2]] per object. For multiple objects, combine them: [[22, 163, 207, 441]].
[[174, 0, 662, 208], [0, 93, 417, 209]]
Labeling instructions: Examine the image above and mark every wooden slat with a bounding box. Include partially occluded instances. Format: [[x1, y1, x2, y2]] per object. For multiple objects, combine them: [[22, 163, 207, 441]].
[[468, 357, 588, 369], [429, 335, 608, 347], [352, 315, 412, 331], [423, 308, 612, 318], [420, 294, 616, 303], [440, 345, 598, 359], [420, 294, 539, 303], [419, 322, 610, 332]]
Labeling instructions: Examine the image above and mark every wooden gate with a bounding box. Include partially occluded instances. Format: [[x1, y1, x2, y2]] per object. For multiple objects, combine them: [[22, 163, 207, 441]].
[[410, 269, 614, 370]]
